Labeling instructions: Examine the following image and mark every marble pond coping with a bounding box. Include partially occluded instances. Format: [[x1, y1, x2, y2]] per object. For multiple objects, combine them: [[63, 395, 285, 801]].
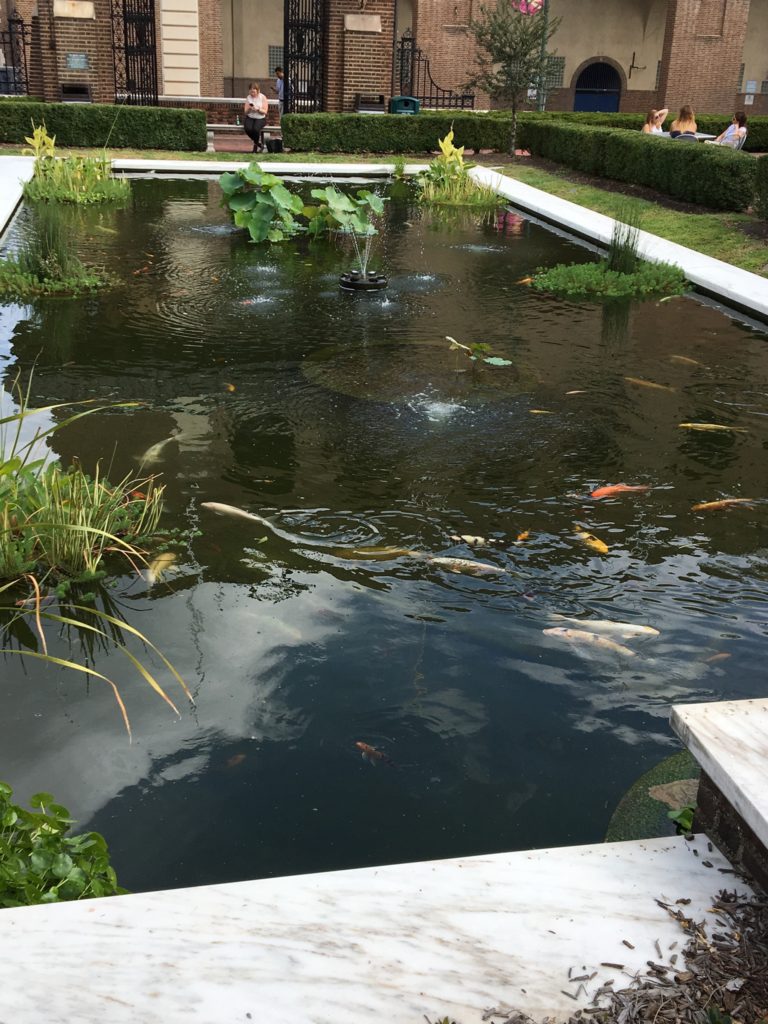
[[0, 834, 751, 1024], [1, 155, 767, 323], [671, 698, 768, 850]]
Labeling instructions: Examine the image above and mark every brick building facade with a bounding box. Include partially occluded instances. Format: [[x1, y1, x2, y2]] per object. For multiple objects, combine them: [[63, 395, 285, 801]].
[[2, 0, 767, 117]]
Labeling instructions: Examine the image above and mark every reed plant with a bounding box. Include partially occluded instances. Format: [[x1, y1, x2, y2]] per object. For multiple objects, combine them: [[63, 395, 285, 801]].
[[0, 205, 110, 298], [22, 123, 130, 205], [607, 201, 643, 276], [0, 378, 190, 735], [416, 129, 498, 207]]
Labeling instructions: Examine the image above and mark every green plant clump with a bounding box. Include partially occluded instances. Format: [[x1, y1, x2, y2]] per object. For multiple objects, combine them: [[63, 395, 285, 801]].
[[0, 100, 206, 150], [523, 120, 757, 212], [22, 124, 130, 205], [416, 129, 498, 206], [532, 258, 687, 300], [0, 206, 111, 298], [0, 782, 125, 907], [219, 164, 383, 243]]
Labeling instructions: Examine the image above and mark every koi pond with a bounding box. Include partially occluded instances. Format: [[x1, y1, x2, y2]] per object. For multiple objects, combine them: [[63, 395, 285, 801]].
[[2, 176, 768, 893]]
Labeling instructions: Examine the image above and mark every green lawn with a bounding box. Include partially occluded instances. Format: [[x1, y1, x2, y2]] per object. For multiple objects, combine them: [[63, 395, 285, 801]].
[[3, 144, 765, 275], [491, 162, 768, 277]]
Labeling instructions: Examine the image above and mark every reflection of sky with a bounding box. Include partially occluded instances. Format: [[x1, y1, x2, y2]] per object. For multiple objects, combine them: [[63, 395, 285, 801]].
[[0, 303, 57, 463], [1, 577, 353, 827]]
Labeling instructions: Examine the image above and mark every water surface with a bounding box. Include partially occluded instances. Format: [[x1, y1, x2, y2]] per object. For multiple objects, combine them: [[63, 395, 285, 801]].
[[1, 179, 767, 892]]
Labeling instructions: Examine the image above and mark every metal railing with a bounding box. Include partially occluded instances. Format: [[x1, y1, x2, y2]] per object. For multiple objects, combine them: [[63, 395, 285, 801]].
[[396, 30, 475, 110], [0, 10, 29, 96]]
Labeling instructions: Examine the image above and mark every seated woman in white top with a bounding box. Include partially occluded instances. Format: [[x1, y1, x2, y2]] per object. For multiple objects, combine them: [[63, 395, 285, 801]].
[[708, 111, 747, 148], [642, 108, 669, 134]]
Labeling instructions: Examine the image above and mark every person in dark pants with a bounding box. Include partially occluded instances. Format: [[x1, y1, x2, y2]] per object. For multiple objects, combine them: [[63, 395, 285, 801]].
[[243, 82, 268, 153]]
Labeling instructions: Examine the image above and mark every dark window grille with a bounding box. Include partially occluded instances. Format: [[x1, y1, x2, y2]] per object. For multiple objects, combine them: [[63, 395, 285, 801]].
[[268, 45, 284, 77], [0, 10, 29, 96], [737, 63, 745, 92], [761, 80, 768, 95], [111, 0, 159, 105], [284, 0, 324, 113], [655, 60, 661, 91], [546, 56, 565, 90], [396, 30, 475, 109]]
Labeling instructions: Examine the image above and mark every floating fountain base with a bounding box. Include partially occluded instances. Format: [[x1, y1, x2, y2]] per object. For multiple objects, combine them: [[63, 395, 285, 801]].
[[339, 270, 388, 292]]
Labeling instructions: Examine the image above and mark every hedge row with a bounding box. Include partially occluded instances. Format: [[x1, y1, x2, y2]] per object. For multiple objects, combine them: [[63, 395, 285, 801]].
[[757, 155, 768, 219], [524, 121, 757, 211], [486, 110, 768, 153], [0, 100, 207, 151], [281, 112, 515, 153]]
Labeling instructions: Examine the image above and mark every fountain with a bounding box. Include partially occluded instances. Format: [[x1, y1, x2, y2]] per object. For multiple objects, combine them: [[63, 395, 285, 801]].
[[338, 217, 388, 292]]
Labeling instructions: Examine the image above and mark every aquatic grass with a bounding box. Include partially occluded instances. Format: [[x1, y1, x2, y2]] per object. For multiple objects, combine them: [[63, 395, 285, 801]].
[[0, 380, 188, 735], [22, 124, 130, 205], [532, 259, 687, 300], [417, 130, 499, 207], [607, 200, 643, 276], [0, 206, 111, 298]]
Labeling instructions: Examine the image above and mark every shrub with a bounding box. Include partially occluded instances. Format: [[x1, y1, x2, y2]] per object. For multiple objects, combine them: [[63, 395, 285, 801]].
[[282, 112, 513, 153], [532, 259, 687, 300], [0, 101, 206, 151], [524, 121, 757, 211], [0, 782, 125, 907], [756, 155, 768, 220]]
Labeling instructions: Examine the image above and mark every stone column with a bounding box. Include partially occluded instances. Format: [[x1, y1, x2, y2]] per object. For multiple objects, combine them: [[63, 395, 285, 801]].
[[658, 0, 751, 114]]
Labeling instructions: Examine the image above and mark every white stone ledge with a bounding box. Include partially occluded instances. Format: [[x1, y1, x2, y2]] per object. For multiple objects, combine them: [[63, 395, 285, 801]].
[[671, 698, 768, 848], [470, 166, 768, 323], [0, 156, 35, 240], [111, 159, 428, 176], [0, 836, 749, 1024]]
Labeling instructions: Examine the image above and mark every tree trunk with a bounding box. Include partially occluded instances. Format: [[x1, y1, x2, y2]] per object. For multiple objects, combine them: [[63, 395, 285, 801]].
[[509, 104, 518, 159]]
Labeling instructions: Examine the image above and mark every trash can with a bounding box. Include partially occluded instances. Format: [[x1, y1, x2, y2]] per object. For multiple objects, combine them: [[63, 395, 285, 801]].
[[389, 95, 420, 115]]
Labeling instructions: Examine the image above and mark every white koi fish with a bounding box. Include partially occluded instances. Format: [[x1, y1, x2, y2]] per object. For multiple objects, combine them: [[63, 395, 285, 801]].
[[428, 556, 503, 576], [543, 627, 636, 657], [551, 616, 659, 640]]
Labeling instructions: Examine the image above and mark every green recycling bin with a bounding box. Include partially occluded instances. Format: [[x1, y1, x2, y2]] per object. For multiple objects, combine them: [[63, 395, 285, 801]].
[[390, 96, 420, 115]]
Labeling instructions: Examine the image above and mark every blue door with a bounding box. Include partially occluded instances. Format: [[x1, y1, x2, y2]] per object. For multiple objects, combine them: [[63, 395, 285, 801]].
[[574, 62, 621, 112]]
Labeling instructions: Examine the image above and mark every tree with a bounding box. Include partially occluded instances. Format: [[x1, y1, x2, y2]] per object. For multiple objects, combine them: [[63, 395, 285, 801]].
[[467, 0, 560, 158]]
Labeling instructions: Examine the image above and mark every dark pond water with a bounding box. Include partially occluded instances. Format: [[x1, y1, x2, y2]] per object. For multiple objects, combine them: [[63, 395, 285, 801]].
[[1, 178, 768, 893]]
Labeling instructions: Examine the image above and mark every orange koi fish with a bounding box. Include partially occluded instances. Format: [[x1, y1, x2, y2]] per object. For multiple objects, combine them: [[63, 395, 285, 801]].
[[590, 484, 651, 500], [355, 741, 395, 767]]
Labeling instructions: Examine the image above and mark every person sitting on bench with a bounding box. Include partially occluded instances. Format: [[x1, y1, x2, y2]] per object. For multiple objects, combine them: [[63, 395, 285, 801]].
[[243, 82, 268, 153]]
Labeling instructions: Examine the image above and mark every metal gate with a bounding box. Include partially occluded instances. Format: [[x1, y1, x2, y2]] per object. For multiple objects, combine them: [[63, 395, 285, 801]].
[[0, 10, 29, 96], [284, 0, 325, 113], [396, 30, 474, 109], [111, 0, 159, 105]]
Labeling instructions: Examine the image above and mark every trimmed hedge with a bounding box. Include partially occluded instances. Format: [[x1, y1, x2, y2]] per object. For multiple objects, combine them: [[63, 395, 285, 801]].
[[282, 112, 515, 153], [757, 155, 768, 220], [524, 121, 757, 211], [497, 111, 768, 153], [0, 101, 206, 151]]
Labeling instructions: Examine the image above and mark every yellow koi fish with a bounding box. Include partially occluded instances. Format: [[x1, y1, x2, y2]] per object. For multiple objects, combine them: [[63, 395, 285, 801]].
[[624, 377, 675, 393], [146, 552, 177, 584], [679, 423, 747, 433], [669, 355, 703, 367], [574, 530, 609, 555], [331, 546, 422, 560], [691, 498, 756, 512]]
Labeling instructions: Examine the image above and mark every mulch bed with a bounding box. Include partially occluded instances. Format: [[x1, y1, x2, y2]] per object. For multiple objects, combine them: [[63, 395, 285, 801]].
[[483, 889, 768, 1024]]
